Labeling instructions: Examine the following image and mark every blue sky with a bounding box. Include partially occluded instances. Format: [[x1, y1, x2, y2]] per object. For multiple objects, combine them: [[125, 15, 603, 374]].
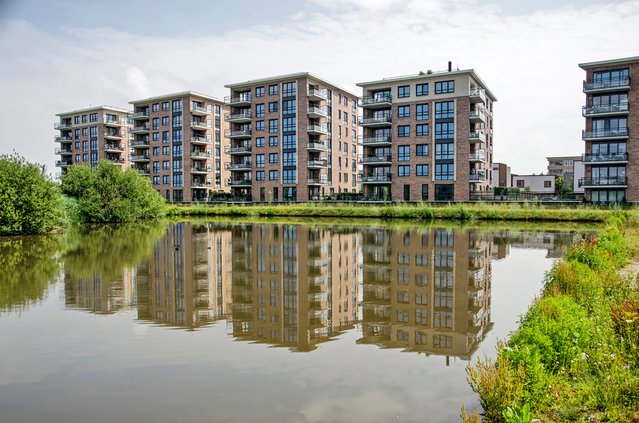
[[1, 0, 637, 174]]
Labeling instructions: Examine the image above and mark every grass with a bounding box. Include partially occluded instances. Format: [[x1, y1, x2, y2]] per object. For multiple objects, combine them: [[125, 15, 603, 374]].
[[463, 211, 639, 422], [167, 202, 620, 222]]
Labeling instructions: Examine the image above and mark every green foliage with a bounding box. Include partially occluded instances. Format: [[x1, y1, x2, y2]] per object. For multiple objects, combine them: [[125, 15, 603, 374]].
[[0, 153, 64, 235], [0, 235, 62, 311], [555, 175, 573, 196], [61, 161, 166, 223], [502, 403, 534, 423]]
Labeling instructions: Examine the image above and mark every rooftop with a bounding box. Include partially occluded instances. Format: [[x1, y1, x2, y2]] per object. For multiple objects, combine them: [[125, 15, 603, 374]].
[[225, 72, 359, 98], [56, 105, 131, 116], [129, 90, 222, 105], [578, 56, 639, 69]]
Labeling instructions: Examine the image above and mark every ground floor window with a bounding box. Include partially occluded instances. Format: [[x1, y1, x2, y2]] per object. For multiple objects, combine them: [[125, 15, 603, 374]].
[[403, 184, 410, 201], [435, 184, 454, 201], [282, 187, 297, 202], [173, 189, 183, 202], [421, 184, 428, 201], [590, 189, 625, 204]]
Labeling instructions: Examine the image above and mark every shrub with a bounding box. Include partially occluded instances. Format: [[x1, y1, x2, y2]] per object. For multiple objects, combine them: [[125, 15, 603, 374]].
[[0, 153, 64, 235], [61, 161, 166, 223]]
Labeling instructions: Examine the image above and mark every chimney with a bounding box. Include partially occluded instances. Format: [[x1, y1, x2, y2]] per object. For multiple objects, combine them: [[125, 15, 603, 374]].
[[448, 61, 452, 72]]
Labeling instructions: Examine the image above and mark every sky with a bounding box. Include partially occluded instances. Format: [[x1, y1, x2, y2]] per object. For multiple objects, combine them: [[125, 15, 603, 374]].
[[0, 0, 638, 175]]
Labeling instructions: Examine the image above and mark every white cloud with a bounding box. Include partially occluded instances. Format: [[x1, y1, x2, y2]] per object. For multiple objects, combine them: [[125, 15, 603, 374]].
[[1, 1, 638, 175]]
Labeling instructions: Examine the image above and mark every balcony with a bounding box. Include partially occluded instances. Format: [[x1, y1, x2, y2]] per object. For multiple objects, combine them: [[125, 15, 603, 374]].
[[108, 158, 126, 165], [104, 131, 124, 140], [469, 130, 486, 143], [131, 111, 150, 120], [469, 171, 487, 182], [191, 135, 212, 145], [55, 148, 72, 155], [54, 135, 73, 143], [225, 128, 252, 139], [54, 121, 72, 130], [191, 120, 211, 130], [579, 177, 628, 188], [582, 153, 628, 164], [308, 177, 327, 185], [104, 144, 125, 153], [132, 124, 150, 134], [226, 162, 252, 170], [582, 103, 629, 117], [307, 106, 328, 118], [224, 94, 252, 106], [132, 139, 150, 148], [307, 87, 329, 101], [104, 117, 125, 126], [307, 159, 328, 169], [582, 128, 628, 141], [361, 155, 392, 164], [361, 136, 392, 146], [583, 77, 631, 93], [137, 168, 150, 176], [307, 124, 329, 135], [469, 150, 486, 162], [359, 115, 392, 127], [131, 154, 150, 162], [192, 180, 213, 188], [191, 104, 211, 116], [192, 166, 212, 174], [308, 141, 328, 152], [360, 94, 392, 109], [191, 151, 211, 160], [469, 89, 486, 103], [228, 178, 252, 187], [361, 174, 392, 184], [469, 109, 486, 123], [55, 160, 72, 167], [225, 111, 252, 123], [226, 145, 252, 155]]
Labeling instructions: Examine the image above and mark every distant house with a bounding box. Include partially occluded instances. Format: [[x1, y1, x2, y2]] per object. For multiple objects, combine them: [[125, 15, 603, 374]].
[[491, 162, 511, 188], [511, 174, 556, 194]]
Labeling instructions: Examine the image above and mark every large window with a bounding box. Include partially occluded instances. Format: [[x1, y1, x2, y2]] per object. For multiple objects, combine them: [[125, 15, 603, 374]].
[[398, 145, 410, 162], [283, 135, 296, 149], [416, 104, 429, 120], [435, 101, 455, 119], [397, 85, 410, 98], [283, 152, 296, 166], [593, 68, 629, 83], [435, 163, 454, 180], [282, 82, 296, 97], [256, 104, 265, 118], [256, 154, 265, 168], [435, 80, 455, 94], [282, 100, 296, 114], [269, 119, 278, 133], [435, 122, 455, 139], [282, 118, 295, 132], [416, 83, 428, 96], [283, 169, 296, 184], [435, 143, 454, 160]]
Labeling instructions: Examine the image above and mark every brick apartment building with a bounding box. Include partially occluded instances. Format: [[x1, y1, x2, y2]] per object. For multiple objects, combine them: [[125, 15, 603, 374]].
[[356, 67, 496, 201], [129, 91, 229, 202], [579, 56, 638, 204], [224, 73, 360, 202], [54, 106, 132, 176]]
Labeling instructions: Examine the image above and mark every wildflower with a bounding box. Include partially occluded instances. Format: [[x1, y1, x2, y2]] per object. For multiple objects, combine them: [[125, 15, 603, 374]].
[[624, 365, 630, 370]]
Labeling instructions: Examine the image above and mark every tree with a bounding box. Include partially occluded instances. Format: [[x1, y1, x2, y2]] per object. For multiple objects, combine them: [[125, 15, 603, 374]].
[[61, 161, 166, 223], [0, 153, 64, 235], [555, 175, 573, 195]]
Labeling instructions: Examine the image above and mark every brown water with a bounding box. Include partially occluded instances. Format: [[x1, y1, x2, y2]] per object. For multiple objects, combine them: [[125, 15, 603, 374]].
[[0, 221, 582, 423]]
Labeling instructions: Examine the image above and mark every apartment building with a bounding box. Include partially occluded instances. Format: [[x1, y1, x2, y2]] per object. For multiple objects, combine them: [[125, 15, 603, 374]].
[[357, 67, 496, 201], [579, 56, 638, 204], [224, 73, 359, 202], [129, 91, 229, 202], [54, 106, 132, 175], [491, 162, 511, 188], [546, 155, 580, 177]]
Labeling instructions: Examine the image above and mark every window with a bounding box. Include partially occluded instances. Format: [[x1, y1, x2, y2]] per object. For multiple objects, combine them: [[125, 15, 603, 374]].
[[416, 144, 429, 156], [416, 164, 429, 176], [173, 129, 182, 142], [435, 143, 454, 160], [172, 144, 182, 157], [435, 101, 454, 119], [172, 174, 183, 187], [269, 119, 278, 133], [162, 131, 169, 143], [398, 125, 410, 137], [82, 128, 88, 136], [282, 117, 296, 132], [162, 175, 169, 184], [269, 153, 278, 163], [152, 161, 160, 173], [256, 120, 264, 131], [256, 86, 264, 97], [269, 136, 278, 147], [398, 165, 410, 177], [435, 80, 455, 94], [269, 102, 278, 113], [162, 146, 169, 155], [161, 101, 169, 111], [256, 137, 265, 147], [422, 184, 429, 200], [516, 179, 525, 188], [398, 105, 410, 118], [416, 83, 428, 96], [153, 147, 159, 156], [397, 85, 410, 98], [89, 113, 98, 122], [283, 135, 296, 149], [161, 116, 169, 126], [398, 145, 410, 162], [283, 169, 296, 184], [256, 154, 264, 168], [269, 84, 278, 96], [172, 99, 182, 112], [435, 163, 454, 180], [416, 309, 428, 325], [414, 105, 428, 122], [282, 100, 296, 114], [172, 115, 182, 128], [416, 124, 429, 136], [435, 122, 455, 139], [256, 104, 265, 118], [256, 170, 265, 181], [81, 115, 87, 123], [162, 160, 169, 169], [152, 117, 159, 130], [269, 170, 278, 180]]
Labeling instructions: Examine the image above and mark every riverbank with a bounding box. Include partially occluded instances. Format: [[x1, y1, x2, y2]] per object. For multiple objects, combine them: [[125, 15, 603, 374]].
[[167, 203, 618, 222], [463, 213, 639, 422]]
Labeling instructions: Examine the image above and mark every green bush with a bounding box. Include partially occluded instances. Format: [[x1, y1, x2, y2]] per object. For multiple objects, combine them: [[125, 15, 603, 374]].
[[0, 153, 64, 235], [61, 161, 166, 223]]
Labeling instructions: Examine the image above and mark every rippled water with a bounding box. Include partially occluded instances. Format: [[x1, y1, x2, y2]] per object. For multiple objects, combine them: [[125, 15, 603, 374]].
[[0, 221, 585, 423]]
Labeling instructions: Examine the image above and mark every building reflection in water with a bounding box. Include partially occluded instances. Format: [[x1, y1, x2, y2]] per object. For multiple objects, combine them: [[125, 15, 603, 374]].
[[357, 228, 492, 361], [64, 268, 137, 314]]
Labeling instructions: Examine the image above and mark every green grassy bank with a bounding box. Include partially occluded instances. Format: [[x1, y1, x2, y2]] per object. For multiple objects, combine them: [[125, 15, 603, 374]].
[[167, 203, 617, 222], [462, 212, 639, 422]]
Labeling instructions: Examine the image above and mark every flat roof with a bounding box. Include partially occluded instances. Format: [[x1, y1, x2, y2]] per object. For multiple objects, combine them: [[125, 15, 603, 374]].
[[129, 90, 221, 105], [225, 72, 359, 98], [56, 105, 131, 116], [579, 56, 639, 69], [546, 155, 581, 160], [356, 68, 497, 101]]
